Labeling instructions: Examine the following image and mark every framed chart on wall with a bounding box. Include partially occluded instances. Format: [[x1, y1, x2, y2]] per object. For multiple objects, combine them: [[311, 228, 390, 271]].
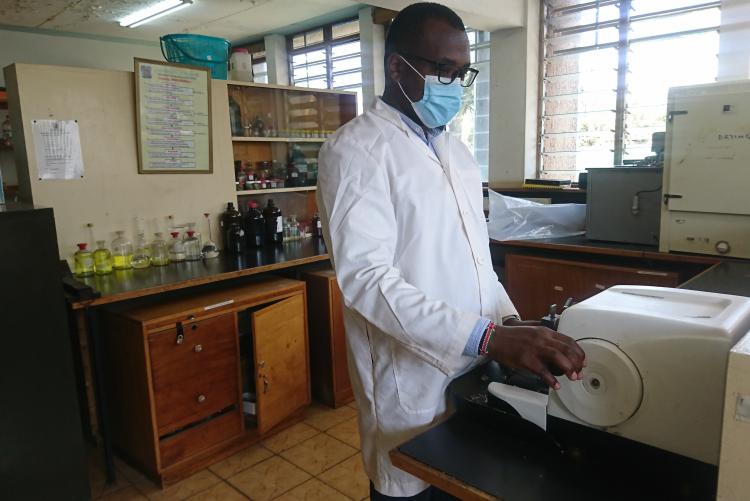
[[134, 58, 213, 174]]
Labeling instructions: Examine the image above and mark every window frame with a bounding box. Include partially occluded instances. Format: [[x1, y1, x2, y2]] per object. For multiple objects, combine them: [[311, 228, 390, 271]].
[[538, 0, 722, 178], [287, 18, 361, 90]]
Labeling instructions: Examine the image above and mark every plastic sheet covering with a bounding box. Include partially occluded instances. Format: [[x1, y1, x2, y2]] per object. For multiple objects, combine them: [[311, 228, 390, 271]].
[[487, 190, 586, 241]]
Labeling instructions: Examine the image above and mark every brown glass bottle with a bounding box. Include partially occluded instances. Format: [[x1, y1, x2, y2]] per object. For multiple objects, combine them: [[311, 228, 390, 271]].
[[263, 199, 283, 244]]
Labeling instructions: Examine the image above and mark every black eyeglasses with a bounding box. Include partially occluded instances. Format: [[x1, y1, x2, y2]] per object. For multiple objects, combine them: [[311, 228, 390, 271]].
[[399, 52, 479, 87]]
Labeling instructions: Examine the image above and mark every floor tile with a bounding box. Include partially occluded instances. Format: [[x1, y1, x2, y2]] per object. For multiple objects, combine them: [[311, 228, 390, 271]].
[[280, 434, 357, 476], [273, 478, 350, 501], [208, 444, 273, 479], [184, 482, 248, 500], [326, 417, 361, 450], [115, 458, 154, 486], [346, 400, 359, 410], [134, 469, 222, 501], [227, 456, 311, 501], [304, 403, 357, 432], [89, 456, 131, 498], [261, 422, 320, 454], [318, 454, 370, 501], [96, 486, 149, 501]]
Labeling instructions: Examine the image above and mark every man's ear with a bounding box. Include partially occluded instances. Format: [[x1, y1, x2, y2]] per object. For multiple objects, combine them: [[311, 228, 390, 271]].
[[386, 52, 403, 82]]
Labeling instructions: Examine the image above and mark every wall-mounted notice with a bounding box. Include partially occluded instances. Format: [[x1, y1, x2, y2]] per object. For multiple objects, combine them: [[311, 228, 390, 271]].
[[134, 58, 212, 174], [32, 119, 84, 180]]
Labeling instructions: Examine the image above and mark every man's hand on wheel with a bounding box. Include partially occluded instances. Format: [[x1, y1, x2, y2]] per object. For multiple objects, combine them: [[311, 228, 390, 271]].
[[486, 325, 586, 390]]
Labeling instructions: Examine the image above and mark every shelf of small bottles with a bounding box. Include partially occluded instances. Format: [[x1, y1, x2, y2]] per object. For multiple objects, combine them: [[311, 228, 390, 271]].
[[231, 136, 327, 143], [236, 186, 317, 195]]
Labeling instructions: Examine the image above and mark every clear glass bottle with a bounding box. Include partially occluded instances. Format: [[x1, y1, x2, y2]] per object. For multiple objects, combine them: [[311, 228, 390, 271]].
[[202, 213, 219, 259], [111, 230, 133, 270], [289, 215, 300, 240], [185, 222, 202, 249], [150, 232, 170, 266], [168, 231, 186, 262], [131, 232, 151, 269], [93, 240, 113, 275], [74, 243, 94, 277], [184, 230, 203, 261]]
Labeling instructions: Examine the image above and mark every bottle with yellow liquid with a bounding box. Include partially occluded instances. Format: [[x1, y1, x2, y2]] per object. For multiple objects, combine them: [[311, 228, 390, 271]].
[[93, 240, 113, 275], [74, 243, 94, 277], [111, 230, 133, 270]]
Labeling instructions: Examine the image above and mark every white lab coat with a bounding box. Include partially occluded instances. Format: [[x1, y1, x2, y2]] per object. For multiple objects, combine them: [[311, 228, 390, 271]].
[[317, 98, 518, 497]]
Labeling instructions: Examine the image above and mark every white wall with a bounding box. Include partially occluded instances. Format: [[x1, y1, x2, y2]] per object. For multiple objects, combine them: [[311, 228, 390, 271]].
[[0, 27, 163, 87], [6, 64, 236, 262], [488, 0, 540, 188], [359, 6, 385, 110]]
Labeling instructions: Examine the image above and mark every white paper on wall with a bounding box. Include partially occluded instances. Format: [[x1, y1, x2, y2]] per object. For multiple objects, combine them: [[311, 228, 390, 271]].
[[32, 119, 84, 180]]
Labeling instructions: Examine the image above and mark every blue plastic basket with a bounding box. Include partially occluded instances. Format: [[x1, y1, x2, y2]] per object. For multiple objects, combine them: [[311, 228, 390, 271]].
[[160, 34, 231, 79]]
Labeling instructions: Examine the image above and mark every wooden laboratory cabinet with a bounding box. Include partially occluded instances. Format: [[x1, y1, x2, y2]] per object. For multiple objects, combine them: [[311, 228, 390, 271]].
[[100, 277, 310, 485], [505, 254, 681, 320], [303, 268, 353, 408]]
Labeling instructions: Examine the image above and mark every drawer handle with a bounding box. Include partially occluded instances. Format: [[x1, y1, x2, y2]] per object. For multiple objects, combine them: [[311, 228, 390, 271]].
[[197, 394, 206, 403], [191, 324, 198, 331], [188, 314, 195, 321], [595, 284, 606, 290], [553, 285, 564, 292], [194, 344, 203, 353]]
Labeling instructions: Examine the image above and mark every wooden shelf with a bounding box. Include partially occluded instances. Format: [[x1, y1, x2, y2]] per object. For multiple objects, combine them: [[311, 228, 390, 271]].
[[232, 137, 327, 143], [237, 186, 317, 195]]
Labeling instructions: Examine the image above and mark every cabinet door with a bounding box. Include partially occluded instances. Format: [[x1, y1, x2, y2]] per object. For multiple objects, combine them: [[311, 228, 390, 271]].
[[252, 294, 310, 434], [505, 254, 680, 320], [330, 280, 353, 404]]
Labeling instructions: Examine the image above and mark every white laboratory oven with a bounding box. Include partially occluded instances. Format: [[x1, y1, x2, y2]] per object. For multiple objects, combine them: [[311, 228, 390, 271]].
[[660, 80, 750, 259]]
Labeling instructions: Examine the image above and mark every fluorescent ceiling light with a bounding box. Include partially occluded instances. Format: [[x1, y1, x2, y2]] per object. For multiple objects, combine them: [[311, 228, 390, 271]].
[[119, 0, 193, 28]]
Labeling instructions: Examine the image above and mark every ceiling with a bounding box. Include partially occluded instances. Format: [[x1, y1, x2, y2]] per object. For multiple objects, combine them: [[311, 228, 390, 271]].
[[367, 0, 526, 31], [0, 0, 527, 45], [0, 0, 362, 44]]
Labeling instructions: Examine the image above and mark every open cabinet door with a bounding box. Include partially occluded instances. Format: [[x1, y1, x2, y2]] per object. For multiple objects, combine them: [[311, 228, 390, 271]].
[[252, 293, 310, 434]]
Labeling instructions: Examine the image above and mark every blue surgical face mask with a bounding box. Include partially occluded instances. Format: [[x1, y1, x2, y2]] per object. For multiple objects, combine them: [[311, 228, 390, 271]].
[[397, 55, 464, 129]]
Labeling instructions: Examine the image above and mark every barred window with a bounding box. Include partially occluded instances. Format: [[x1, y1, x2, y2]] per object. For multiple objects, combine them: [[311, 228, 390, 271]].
[[448, 29, 491, 181], [288, 19, 363, 113], [251, 50, 268, 84], [539, 0, 721, 180]]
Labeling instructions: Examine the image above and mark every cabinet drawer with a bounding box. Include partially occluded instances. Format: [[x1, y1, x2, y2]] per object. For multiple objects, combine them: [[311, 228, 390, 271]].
[[149, 314, 240, 435], [159, 409, 243, 469]]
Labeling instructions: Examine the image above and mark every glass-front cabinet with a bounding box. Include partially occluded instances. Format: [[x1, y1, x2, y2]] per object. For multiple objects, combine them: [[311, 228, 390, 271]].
[[227, 81, 357, 194]]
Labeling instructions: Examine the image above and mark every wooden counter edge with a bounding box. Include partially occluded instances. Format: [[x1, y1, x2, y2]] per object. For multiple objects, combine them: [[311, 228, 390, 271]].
[[389, 449, 498, 501], [493, 239, 720, 265], [69, 253, 329, 310]]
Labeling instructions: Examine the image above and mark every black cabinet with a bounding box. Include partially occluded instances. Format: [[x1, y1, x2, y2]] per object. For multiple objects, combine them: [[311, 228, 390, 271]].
[[0, 205, 89, 500]]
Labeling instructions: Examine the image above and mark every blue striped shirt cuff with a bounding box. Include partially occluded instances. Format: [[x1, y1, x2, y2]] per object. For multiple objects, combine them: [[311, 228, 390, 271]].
[[464, 317, 493, 357]]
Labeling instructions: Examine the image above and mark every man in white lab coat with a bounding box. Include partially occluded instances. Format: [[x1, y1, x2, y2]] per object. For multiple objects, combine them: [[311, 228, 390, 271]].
[[317, 3, 586, 499]]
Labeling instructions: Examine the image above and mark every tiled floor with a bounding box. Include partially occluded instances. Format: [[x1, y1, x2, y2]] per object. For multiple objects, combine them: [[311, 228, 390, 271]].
[[89, 401, 370, 501]]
